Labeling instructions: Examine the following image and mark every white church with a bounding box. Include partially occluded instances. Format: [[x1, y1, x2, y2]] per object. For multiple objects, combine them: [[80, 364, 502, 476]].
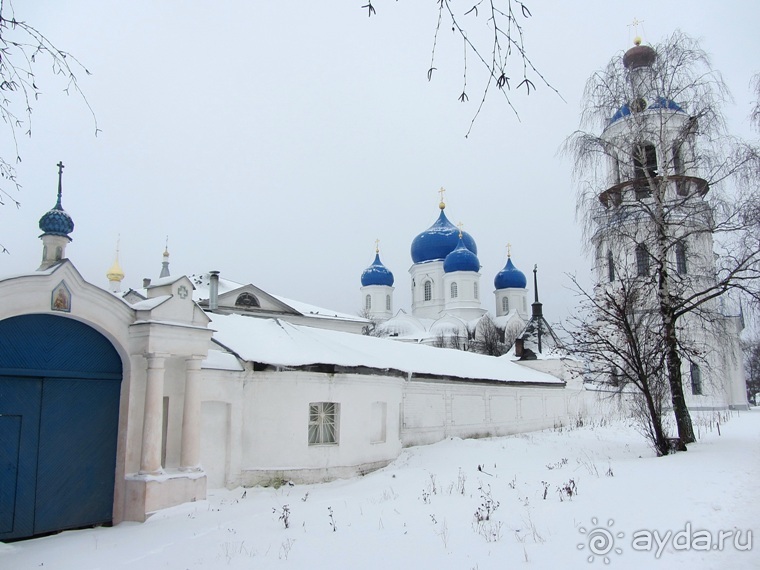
[[359, 192, 532, 349], [0, 38, 749, 542]]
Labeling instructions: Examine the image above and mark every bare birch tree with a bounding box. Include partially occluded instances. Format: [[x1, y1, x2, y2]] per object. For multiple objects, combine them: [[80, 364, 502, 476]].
[[565, 31, 760, 445], [0, 2, 96, 251], [362, 1, 560, 134]]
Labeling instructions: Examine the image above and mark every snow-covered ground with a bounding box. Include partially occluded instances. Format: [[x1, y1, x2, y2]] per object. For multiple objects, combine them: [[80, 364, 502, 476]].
[[3, 409, 758, 570]]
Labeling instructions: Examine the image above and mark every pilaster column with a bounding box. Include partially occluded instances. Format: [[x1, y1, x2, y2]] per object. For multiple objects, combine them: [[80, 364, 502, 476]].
[[140, 354, 167, 474], [180, 357, 203, 471]]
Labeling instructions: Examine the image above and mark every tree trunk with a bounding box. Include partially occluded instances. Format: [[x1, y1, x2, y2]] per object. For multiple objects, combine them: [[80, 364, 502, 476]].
[[663, 313, 696, 444], [652, 177, 695, 445]]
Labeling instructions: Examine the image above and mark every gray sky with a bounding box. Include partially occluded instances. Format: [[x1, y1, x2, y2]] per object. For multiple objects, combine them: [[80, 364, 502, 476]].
[[3, 1, 759, 322]]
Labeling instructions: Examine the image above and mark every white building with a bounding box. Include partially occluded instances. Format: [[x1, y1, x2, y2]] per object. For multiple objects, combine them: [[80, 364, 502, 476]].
[[0, 172, 590, 541]]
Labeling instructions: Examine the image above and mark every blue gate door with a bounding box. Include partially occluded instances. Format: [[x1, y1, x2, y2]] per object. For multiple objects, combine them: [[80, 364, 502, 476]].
[[0, 314, 122, 540]]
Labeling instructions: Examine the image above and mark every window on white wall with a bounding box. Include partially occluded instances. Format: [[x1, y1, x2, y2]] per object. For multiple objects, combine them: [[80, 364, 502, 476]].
[[365, 294, 371, 310], [450, 282, 458, 298], [690, 363, 702, 395], [607, 250, 615, 282], [502, 297, 509, 313], [386, 295, 391, 311], [370, 401, 387, 443], [474, 282, 479, 299], [308, 402, 339, 445], [676, 240, 687, 275], [424, 280, 432, 301], [636, 244, 650, 277]]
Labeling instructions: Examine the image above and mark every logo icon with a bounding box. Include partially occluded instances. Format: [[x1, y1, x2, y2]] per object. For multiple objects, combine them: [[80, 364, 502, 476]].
[[578, 517, 625, 564]]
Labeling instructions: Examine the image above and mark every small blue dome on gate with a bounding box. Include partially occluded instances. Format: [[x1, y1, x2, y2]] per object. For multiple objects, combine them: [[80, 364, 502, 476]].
[[361, 252, 394, 287], [39, 163, 74, 237], [411, 206, 477, 263], [443, 238, 480, 273], [494, 257, 527, 289]]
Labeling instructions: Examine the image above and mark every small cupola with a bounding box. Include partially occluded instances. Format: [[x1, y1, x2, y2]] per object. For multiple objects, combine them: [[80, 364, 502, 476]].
[[38, 162, 75, 270]]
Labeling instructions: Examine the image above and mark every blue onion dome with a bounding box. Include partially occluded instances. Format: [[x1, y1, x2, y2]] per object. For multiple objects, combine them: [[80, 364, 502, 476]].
[[39, 205, 74, 236], [361, 252, 394, 286], [411, 204, 477, 263], [494, 256, 527, 289], [39, 178, 74, 237], [443, 237, 480, 273]]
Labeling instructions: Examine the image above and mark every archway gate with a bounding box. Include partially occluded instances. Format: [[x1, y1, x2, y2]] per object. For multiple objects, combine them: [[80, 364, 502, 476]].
[[0, 314, 122, 540]]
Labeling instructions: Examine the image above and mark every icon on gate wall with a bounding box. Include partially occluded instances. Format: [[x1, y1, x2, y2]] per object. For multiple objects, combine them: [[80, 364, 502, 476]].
[[51, 281, 71, 313]]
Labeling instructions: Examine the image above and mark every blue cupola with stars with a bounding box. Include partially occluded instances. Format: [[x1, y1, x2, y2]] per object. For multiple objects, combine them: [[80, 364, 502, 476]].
[[38, 162, 75, 271], [443, 236, 480, 273], [494, 256, 527, 289], [411, 202, 477, 264], [361, 251, 394, 287]]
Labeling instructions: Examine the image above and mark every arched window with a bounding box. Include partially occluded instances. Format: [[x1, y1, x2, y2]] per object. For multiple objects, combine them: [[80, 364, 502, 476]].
[[633, 143, 657, 199], [474, 282, 479, 299], [423, 281, 432, 302], [365, 294, 372, 310], [386, 295, 391, 311], [636, 244, 650, 277], [450, 282, 458, 299], [690, 362, 702, 395], [235, 292, 260, 308], [675, 241, 687, 274], [607, 250, 615, 282], [502, 297, 509, 313]]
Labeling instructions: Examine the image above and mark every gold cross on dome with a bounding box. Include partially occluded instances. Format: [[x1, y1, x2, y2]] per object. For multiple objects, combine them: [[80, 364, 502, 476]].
[[457, 221, 464, 238], [507, 242, 512, 257], [628, 18, 644, 44], [374, 238, 380, 253]]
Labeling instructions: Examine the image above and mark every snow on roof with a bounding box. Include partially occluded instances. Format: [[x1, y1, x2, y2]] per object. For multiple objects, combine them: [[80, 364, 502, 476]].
[[270, 294, 365, 322], [187, 272, 366, 323], [131, 295, 172, 311], [203, 349, 244, 371], [209, 313, 562, 385], [147, 275, 186, 288]]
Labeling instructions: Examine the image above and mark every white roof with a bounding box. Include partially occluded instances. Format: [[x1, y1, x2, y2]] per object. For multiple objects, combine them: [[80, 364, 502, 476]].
[[209, 313, 562, 385]]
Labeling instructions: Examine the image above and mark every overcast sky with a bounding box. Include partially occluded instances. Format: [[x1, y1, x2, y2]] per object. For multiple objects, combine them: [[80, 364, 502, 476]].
[[2, 1, 759, 322]]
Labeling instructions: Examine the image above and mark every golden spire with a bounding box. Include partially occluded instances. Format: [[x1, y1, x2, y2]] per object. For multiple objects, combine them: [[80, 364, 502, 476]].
[[106, 235, 125, 282], [438, 186, 446, 209], [507, 242, 512, 258], [374, 238, 380, 254], [163, 235, 169, 258], [457, 221, 464, 239]]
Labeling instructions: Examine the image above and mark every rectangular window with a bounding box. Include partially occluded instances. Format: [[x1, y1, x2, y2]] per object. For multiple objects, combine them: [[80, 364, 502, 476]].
[[308, 402, 339, 445], [676, 241, 687, 275], [370, 401, 387, 443], [690, 363, 702, 395]]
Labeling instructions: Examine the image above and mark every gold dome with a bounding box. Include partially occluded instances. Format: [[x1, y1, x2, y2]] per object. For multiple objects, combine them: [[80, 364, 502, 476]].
[[107, 258, 125, 282]]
